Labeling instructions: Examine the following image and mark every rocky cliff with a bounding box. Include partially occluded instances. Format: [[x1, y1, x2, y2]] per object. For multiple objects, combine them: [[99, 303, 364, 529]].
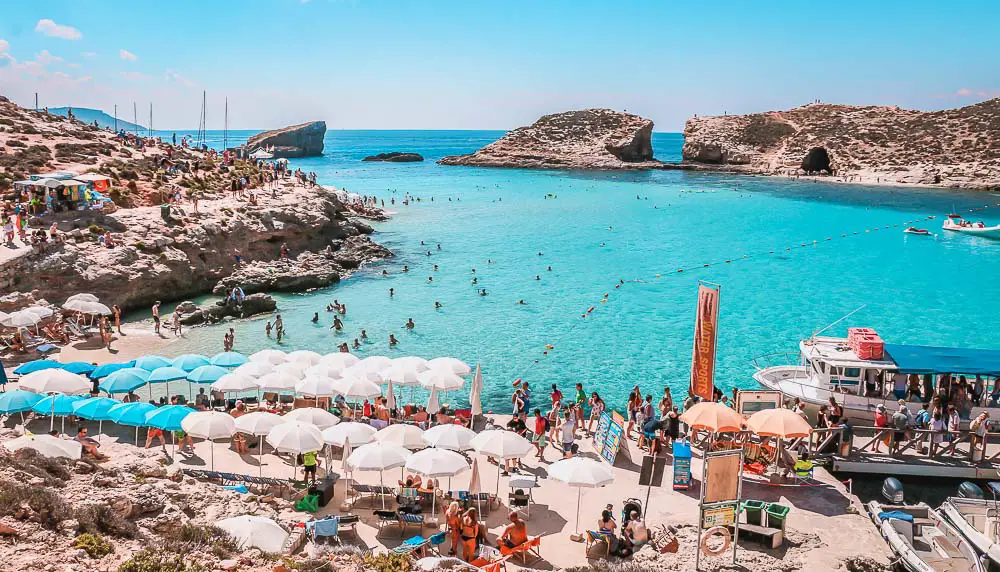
[[682, 100, 1000, 188], [439, 109, 663, 170], [362, 152, 424, 162], [246, 121, 326, 158]]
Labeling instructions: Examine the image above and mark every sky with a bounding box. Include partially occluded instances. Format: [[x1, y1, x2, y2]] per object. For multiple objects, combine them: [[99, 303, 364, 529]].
[[1, 1, 997, 131]]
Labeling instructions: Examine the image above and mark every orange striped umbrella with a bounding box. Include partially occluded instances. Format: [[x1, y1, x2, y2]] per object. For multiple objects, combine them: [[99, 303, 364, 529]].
[[679, 401, 744, 432], [746, 408, 813, 438]]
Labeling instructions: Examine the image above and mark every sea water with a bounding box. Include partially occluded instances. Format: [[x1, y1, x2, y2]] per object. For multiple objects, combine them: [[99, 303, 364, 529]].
[[159, 130, 1000, 412]]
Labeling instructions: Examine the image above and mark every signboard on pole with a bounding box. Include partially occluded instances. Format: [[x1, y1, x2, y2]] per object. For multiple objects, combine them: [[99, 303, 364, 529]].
[[690, 283, 721, 402], [592, 411, 625, 465], [695, 448, 744, 571]]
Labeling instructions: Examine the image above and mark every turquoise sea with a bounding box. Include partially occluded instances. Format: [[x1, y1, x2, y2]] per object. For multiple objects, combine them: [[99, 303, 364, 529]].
[[157, 129, 1000, 412]]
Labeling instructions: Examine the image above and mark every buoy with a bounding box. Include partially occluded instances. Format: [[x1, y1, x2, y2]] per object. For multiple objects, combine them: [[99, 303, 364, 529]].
[[545, 345, 554, 350], [655, 274, 660, 278], [725, 260, 731, 263], [587, 307, 595, 313], [677, 269, 683, 273], [700, 526, 731, 556], [703, 263, 710, 267]]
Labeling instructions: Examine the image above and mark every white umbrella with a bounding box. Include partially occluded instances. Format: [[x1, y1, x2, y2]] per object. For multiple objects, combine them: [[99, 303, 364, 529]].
[[215, 515, 288, 554], [321, 353, 360, 369], [234, 361, 274, 378], [418, 370, 465, 392], [549, 457, 616, 536], [235, 411, 283, 475], [61, 299, 111, 315], [422, 424, 477, 451], [296, 375, 338, 397], [405, 447, 470, 515], [211, 372, 258, 392], [255, 372, 300, 392], [305, 363, 346, 379], [2, 310, 41, 328], [250, 349, 287, 365], [267, 421, 324, 453], [375, 423, 424, 449], [20, 369, 90, 395], [471, 429, 533, 495], [343, 364, 383, 384], [393, 356, 429, 372], [382, 365, 424, 386], [468, 458, 484, 513], [470, 364, 484, 417], [284, 407, 340, 430], [24, 306, 54, 319], [66, 293, 100, 303], [286, 350, 322, 366], [428, 357, 471, 376], [426, 386, 440, 413], [3, 434, 82, 459], [182, 411, 236, 471], [275, 362, 308, 378], [322, 422, 376, 447], [0, 310, 8, 322], [333, 376, 382, 400], [385, 379, 396, 411], [360, 355, 394, 373], [346, 441, 412, 508]]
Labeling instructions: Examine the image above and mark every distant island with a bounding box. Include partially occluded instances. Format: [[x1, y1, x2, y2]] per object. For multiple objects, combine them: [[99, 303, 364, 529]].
[[49, 107, 145, 133], [363, 152, 424, 162]]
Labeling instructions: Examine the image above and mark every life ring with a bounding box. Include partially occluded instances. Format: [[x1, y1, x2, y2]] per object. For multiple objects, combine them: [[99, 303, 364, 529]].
[[700, 526, 731, 556]]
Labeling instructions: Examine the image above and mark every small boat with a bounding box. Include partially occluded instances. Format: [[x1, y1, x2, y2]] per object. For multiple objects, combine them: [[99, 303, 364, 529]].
[[905, 227, 932, 235], [940, 493, 1000, 568], [868, 500, 984, 572], [943, 215, 1000, 239]]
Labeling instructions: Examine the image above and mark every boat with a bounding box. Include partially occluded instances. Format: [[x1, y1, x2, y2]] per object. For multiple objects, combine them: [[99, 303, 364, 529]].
[[905, 227, 932, 235], [752, 331, 1000, 425], [940, 492, 1000, 569], [943, 215, 1000, 239], [868, 500, 985, 572]]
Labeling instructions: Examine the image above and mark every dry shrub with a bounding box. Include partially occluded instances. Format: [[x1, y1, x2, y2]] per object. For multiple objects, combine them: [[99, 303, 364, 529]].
[[74, 502, 138, 539], [0, 480, 72, 529]]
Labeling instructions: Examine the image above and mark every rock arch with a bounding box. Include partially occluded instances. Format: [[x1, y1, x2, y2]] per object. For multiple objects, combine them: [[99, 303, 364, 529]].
[[801, 147, 831, 173]]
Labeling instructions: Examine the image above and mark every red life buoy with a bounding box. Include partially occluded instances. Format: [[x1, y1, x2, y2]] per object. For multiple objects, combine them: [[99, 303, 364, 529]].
[[700, 526, 731, 556]]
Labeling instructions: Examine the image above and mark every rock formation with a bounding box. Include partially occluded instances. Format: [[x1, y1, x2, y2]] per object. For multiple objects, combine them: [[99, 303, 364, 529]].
[[246, 121, 326, 158], [176, 293, 277, 326], [439, 109, 663, 170], [682, 99, 1000, 188], [362, 152, 424, 162]]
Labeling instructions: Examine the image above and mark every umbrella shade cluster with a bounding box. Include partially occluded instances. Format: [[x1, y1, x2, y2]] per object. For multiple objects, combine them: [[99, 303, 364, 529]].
[[99, 368, 150, 394]]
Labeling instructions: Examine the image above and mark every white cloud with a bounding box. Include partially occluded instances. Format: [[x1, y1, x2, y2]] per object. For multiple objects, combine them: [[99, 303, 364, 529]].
[[67, 63, 80, 68], [77, 75, 92, 83], [81, 51, 96, 57], [35, 19, 82, 40], [36, 49, 62, 65], [119, 49, 137, 61], [120, 70, 150, 81], [0, 39, 9, 54], [165, 68, 196, 87], [52, 71, 72, 80], [955, 88, 972, 96]]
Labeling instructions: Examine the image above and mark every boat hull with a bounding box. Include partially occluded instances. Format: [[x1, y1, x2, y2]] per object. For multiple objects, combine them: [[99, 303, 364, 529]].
[[943, 220, 1000, 238], [940, 498, 1000, 567]]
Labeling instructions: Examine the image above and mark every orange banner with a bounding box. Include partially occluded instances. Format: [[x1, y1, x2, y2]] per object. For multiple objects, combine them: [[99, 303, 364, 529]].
[[690, 284, 720, 401]]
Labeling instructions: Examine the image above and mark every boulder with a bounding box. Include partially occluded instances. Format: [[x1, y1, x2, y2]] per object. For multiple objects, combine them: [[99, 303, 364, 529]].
[[362, 152, 424, 162], [246, 121, 326, 158], [179, 293, 277, 325]]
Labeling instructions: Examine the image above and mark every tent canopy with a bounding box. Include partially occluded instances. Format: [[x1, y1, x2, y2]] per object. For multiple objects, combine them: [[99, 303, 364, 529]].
[[885, 344, 1000, 376]]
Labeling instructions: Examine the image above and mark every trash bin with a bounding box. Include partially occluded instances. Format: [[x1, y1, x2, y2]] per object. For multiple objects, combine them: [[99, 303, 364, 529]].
[[742, 500, 767, 526], [765, 503, 790, 529]]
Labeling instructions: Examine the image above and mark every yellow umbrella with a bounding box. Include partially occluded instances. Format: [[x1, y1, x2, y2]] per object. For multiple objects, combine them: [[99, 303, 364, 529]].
[[679, 401, 744, 432], [746, 408, 813, 438]]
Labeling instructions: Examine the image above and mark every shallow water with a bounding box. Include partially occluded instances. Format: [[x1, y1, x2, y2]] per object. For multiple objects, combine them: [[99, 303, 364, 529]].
[[155, 130, 1000, 412]]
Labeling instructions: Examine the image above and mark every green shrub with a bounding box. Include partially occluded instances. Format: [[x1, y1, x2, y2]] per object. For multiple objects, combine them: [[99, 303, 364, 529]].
[[362, 552, 412, 572], [88, 224, 104, 234], [117, 550, 204, 572], [161, 524, 239, 559], [73, 532, 114, 558]]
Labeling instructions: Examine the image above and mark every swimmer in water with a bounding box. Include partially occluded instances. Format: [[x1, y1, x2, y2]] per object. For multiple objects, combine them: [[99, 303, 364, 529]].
[[389, 333, 399, 346], [426, 251, 432, 256], [311, 312, 319, 323], [382, 270, 389, 276], [326, 304, 334, 312], [547, 266, 552, 271], [421, 240, 425, 246], [488, 259, 493, 264], [428, 276, 433, 283], [434, 301, 442, 309], [433, 264, 439, 271], [332, 316, 344, 331], [389, 288, 395, 297], [600, 242, 606, 247], [403, 265, 409, 272], [360, 329, 368, 339], [353, 338, 361, 349], [437, 244, 441, 250], [479, 289, 488, 296], [535, 275, 540, 280], [517, 299, 526, 305], [472, 277, 478, 285], [405, 318, 415, 329], [471, 268, 476, 274], [537, 252, 543, 256]]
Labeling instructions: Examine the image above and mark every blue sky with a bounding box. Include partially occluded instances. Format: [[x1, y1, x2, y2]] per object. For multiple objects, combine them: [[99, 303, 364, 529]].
[[0, 1, 997, 130]]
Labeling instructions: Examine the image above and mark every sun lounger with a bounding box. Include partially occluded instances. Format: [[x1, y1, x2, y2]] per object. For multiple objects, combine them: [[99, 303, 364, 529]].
[[374, 510, 399, 535], [501, 536, 540, 564], [307, 516, 341, 545], [392, 534, 429, 555], [398, 512, 425, 535], [352, 483, 395, 506]]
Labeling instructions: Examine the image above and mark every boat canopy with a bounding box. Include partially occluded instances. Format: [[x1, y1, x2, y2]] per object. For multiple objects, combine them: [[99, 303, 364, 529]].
[[885, 344, 1000, 376]]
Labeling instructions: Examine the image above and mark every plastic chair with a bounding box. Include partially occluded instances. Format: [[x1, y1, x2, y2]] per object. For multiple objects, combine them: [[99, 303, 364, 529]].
[[429, 531, 447, 554]]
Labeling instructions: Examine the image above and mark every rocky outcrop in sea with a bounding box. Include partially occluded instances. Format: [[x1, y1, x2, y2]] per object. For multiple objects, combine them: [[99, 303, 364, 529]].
[[362, 152, 424, 162], [246, 121, 326, 158], [681, 99, 1000, 188], [439, 108, 665, 170]]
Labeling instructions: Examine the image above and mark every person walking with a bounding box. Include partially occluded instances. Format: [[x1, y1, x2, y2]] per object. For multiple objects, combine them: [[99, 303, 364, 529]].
[[151, 301, 161, 335]]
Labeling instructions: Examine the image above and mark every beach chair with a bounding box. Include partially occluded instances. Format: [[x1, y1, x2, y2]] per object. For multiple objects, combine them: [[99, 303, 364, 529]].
[[398, 512, 425, 536], [502, 536, 541, 564], [477, 556, 509, 572], [308, 516, 341, 545], [585, 530, 613, 557], [428, 531, 447, 555], [374, 510, 399, 535], [391, 534, 429, 555], [336, 514, 360, 536]]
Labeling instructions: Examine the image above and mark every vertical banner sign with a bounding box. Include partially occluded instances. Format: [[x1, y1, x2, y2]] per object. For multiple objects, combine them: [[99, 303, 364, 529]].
[[690, 283, 720, 402]]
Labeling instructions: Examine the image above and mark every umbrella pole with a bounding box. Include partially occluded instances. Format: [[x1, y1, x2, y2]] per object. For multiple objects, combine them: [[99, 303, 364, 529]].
[[259, 435, 264, 477], [135, 426, 139, 446], [98, 420, 102, 443], [575, 488, 582, 535], [211, 440, 215, 471], [496, 462, 501, 496], [294, 453, 298, 482], [380, 470, 386, 509], [50, 397, 55, 432]]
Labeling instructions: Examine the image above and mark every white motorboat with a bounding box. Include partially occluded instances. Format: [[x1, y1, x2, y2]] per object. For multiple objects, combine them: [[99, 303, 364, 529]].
[[868, 500, 984, 572], [943, 215, 1000, 239], [940, 496, 1000, 569]]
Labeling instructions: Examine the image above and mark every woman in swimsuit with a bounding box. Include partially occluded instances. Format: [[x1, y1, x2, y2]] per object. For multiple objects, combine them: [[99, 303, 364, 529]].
[[460, 507, 481, 561], [445, 502, 462, 556]]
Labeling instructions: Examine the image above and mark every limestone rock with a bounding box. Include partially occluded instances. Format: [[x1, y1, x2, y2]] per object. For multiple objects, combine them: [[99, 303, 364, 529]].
[[362, 152, 424, 162], [246, 122, 326, 158], [440, 109, 663, 170], [180, 293, 277, 325]]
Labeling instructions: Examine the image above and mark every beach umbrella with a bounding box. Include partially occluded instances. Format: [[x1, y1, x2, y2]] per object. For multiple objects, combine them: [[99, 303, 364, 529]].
[[321, 352, 360, 369], [393, 356, 429, 373], [284, 407, 340, 430], [73, 396, 121, 442], [99, 368, 150, 395], [360, 355, 393, 373], [2, 310, 41, 328], [274, 362, 308, 378], [148, 366, 188, 384], [172, 354, 210, 372], [266, 422, 324, 480], [295, 376, 338, 400], [418, 370, 465, 392], [428, 357, 471, 377], [31, 394, 83, 434], [405, 447, 470, 515], [20, 369, 90, 395], [333, 376, 381, 401], [108, 402, 156, 445], [679, 401, 745, 433], [234, 361, 275, 378], [426, 386, 439, 413], [346, 442, 412, 508], [470, 364, 483, 417], [210, 352, 248, 368], [471, 429, 533, 495], [381, 365, 423, 386], [187, 365, 230, 384], [286, 350, 322, 366], [468, 458, 483, 513], [322, 421, 376, 447], [66, 293, 100, 303], [0, 310, 7, 322], [62, 299, 111, 315], [549, 457, 615, 536], [13, 360, 63, 375], [23, 306, 54, 321], [212, 372, 258, 392], [3, 434, 81, 460], [385, 379, 398, 413], [60, 362, 96, 376], [304, 363, 345, 379], [214, 515, 288, 554], [145, 404, 193, 431], [0, 390, 43, 418], [182, 411, 236, 471], [255, 372, 299, 392], [422, 424, 477, 451], [89, 361, 134, 380], [375, 423, 424, 449], [134, 355, 173, 371], [235, 411, 283, 475], [746, 408, 814, 439], [250, 349, 287, 365], [343, 364, 383, 384]]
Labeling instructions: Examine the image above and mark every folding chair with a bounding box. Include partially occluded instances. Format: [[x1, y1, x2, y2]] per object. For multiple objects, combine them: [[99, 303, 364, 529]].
[[309, 517, 341, 545], [585, 530, 613, 557], [398, 512, 425, 537]]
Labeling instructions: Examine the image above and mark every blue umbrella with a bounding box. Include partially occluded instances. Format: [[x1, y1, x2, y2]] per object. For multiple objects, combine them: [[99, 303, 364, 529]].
[[32, 394, 86, 433], [99, 368, 150, 395], [0, 390, 43, 419], [108, 402, 157, 445], [13, 359, 63, 375], [187, 365, 229, 384], [134, 355, 173, 371], [89, 361, 135, 380], [60, 362, 97, 375], [145, 404, 193, 431], [211, 352, 248, 368], [172, 354, 210, 372], [73, 397, 122, 442], [148, 366, 188, 384]]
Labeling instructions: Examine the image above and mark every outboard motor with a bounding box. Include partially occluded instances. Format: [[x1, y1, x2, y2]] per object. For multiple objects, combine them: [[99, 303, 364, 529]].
[[882, 477, 905, 504], [958, 481, 985, 500]]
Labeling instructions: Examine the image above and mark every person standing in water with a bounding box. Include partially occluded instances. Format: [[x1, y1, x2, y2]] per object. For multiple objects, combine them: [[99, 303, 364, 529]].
[[405, 318, 415, 329], [151, 301, 161, 335]]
